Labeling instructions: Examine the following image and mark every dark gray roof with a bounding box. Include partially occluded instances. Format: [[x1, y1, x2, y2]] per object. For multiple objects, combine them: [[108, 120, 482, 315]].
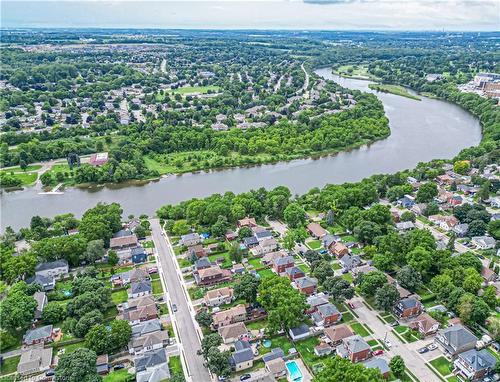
[[131, 280, 152, 294], [440, 325, 478, 348], [114, 229, 132, 238], [255, 231, 272, 240], [262, 348, 284, 363], [289, 324, 309, 337], [243, 237, 259, 246], [131, 246, 146, 256], [24, 325, 52, 343], [231, 340, 254, 364], [344, 335, 370, 353], [274, 256, 294, 266], [286, 267, 304, 276], [458, 349, 496, 372], [134, 348, 167, 372], [295, 277, 317, 288], [318, 303, 340, 317], [131, 319, 161, 337], [398, 297, 419, 309], [35, 260, 68, 272], [181, 233, 200, 241], [363, 358, 390, 375], [26, 274, 54, 287], [194, 257, 212, 269]]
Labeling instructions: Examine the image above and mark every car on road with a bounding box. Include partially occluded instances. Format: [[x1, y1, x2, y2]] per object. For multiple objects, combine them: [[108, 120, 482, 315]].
[[172, 303, 178, 312], [418, 347, 429, 354], [372, 349, 384, 356], [45, 369, 55, 376], [348, 302, 356, 309], [384, 339, 392, 348], [240, 374, 251, 381], [427, 343, 437, 351], [217, 376, 228, 381], [390, 321, 399, 327], [114, 364, 125, 370]]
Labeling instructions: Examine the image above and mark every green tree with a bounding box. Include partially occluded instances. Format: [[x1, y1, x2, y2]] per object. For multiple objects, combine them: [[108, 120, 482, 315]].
[[453, 160, 470, 175], [313, 261, 335, 285], [323, 276, 354, 303], [0, 283, 37, 333], [468, 219, 487, 236], [396, 266, 422, 292], [42, 302, 66, 324], [234, 274, 260, 304], [283, 203, 306, 228], [406, 246, 433, 275], [228, 242, 243, 263], [172, 220, 190, 235], [389, 356, 405, 378], [400, 211, 416, 222], [416, 182, 438, 203], [200, 333, 222, 360], [488, 220, 500, 240], [55, 348, 101, 382], [195, 309, 213, 328], [83, 239, 105, 264], [354, 220, 382, 244], [313, 356, 385, 382], [375, 284, 400, 312], [107, 250, 118, 266], [357, 271, 386, 297], [73, 310, 104, 338], [207, 348, 231, 377], [482, 285, 498, 308], [257, 275, 307, 334]]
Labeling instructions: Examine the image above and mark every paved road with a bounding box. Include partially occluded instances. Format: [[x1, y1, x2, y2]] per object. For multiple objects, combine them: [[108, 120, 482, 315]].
[[150, 219, 211, 382], [350, 296, 441, 382]]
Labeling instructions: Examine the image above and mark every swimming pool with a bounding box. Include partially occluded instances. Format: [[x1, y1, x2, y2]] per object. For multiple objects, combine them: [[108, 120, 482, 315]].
[[286, 360, 303, 382], [263, 339, 271, 348]]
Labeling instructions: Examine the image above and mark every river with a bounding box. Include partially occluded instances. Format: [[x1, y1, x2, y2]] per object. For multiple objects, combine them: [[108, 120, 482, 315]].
[[0, 68, 482, 231]]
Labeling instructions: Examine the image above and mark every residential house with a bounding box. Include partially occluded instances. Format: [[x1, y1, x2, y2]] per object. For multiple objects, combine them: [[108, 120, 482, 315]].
[[262, 348, 285, 365], [289, 324, 310, 341], [250, 238, 278, 257], [306, 293, 329, 314], [96, 354, 109, 375], [453, 348, 496, 380], [262, 250, 286, 266], [128, 280, 153, 299], [396, 221, 415, 231], [193, 257, 212, 272], [135, 349, 170, 382], [472, 236, 496, 250], [490, 197, 500, 208], [129, 331, 169, 355], [337, 335, 371, 363], [411, 203, 427, 216], [33, 291, 47, 321], [286, 266, 305, 281], [131, 319, 162, 338], [238, 217, 257, 228], [398, 195, 416, 208], [294, 277, 318, 295], [481, 266, 497, 283], [131, 247, 148, 264], [453, 224, 469, 237], [34, 260, 69, 280], [311, 303, 342, 327], [428, 215, 459, 231], [363, 358, 390, 379], [122, 303, 158, 325], [328, 242, 349, 258], [204, 287, 234, 307], [212, 304, 247, 329], [322, 234, 341, 249], [110, 234, 138, 250], [448, 195, 463, 206], [436, 175, 455, 185], [243, 236, 259, 249], [394, 297, 422, 318], [180, 233, 201, 247], [324, 324, 354, 345], [435, 325, 478, 357], [194, 265, 232, 286], [339, 254, 361, 271], [255, 230, 273, 243], [218, 322, 248, 345], [17, 346, 53, 376], [26, 274, 55, 291], [230, 340, 254, 371], [187, 244, 207, 259], [272, 256, 295, 275], [409, 313, 440, 337], [265, 357, 286, 379], [307, 223, 327, 239], [126, 295, 156, 311], [314, 343, 334, 357], [23, 325, 54, 346]]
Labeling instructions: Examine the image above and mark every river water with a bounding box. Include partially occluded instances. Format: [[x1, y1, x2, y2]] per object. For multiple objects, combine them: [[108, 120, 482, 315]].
[[0, 68, 482, 231]]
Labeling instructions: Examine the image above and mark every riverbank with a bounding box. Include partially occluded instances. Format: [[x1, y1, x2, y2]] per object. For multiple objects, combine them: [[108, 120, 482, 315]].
[[368, 84, 421, 101]]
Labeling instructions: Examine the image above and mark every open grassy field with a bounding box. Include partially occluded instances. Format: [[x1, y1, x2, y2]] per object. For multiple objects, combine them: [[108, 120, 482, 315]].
[[334, 64, 374, 79], [368, 84, 421, 101], [0, 356, 20, 376], [0, 169, 38, 186], [429, 356, 453, 377]]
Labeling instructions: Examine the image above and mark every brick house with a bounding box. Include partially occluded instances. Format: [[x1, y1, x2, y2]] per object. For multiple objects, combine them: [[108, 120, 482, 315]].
[[394, 297, 422, 318]]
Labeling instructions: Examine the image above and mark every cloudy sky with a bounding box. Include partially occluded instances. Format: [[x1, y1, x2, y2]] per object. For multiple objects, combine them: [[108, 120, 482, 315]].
[[1, 0, 499, 31]]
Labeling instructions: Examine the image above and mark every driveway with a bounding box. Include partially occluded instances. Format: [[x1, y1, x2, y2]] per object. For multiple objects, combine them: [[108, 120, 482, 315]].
[[349, 296, 441, 382], [150, 219, 212, 382]]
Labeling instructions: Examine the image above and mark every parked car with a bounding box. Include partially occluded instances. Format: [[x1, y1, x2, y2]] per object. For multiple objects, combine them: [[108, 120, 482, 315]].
[[384, 339, 392, 348], [390, 321, 399, 327], [240, 374, 251, 381], [46, 369, 55, 376], [172, 304, 178, 312], [217, 376, 228, 381], [418, 347, 429, 354], [427, 343, 437, 351], [372, 349, 384, 356], [114, 364, 125, 370]]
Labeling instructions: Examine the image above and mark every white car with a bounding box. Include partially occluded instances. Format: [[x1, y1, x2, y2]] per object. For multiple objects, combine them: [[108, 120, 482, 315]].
[[384, 339, 392, 348], [427, 343, 437, 351]]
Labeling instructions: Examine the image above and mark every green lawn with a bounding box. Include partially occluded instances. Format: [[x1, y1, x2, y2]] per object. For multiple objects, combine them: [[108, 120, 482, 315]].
[[295, 336, 321, 366], [168, 355, 183, 375], [259, 335, 294, 355], [188, 286, 206, 300], [341, 311, 354, 323], [350, 322, 370, 337], [0, 171, 38, 186], [172, 85, 220, 95], [2, 164, 42, 172], [257, 269, 274, 279], [248, 258, 263, 269], [335, 64, 374, 79], [341, 273, 353, 283], [0, 356, 20, 376], [208, 252, 232, 269], [446, 377, 460, 382], [429, 356, 453, 377], [152, 279, 163, 295], [111, 289, 128, 304], [298, 264, 311, 273], [103, 368, 132, 382], [332, 262, 342, 270], [307, 240, 322, 250], [246, 319, 267, 331], [368, 83, 421, 101], [54, 340, 86, 354]]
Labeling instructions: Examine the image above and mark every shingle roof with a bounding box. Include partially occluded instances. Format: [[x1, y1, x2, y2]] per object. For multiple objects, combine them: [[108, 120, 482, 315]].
[[440, 325, 478, 348], [262, 348, 284, 363], [363, 358, 390, 375], [131, 319, 161, 337], [131, 280, 152, 294], [35, 260, 68, 272], [24, 325, 52, 343], [134, 348, 167, 372], [344, 335, 370, 353], [231, 340, 254, 364], [458, 349, 496, 372], [318, 303, 339, 317]]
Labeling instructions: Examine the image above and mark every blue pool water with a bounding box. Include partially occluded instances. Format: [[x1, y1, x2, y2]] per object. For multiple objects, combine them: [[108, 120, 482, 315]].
[[286, 360, 303, 382], [263, 339, 271, 348]]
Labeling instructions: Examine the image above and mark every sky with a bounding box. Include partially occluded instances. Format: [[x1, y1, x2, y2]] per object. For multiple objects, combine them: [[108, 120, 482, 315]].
[[1, 0, 499, 31]]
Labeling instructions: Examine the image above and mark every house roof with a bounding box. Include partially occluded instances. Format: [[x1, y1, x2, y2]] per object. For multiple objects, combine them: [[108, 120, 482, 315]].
[[398, 297, 420, 309], [194, 257, 212, 269], [35, 260, 68, 272], [238, 217, 257, 226], [124, 304, 158, 322], [412, 313, 438, 332], [24, 325, 52, 343], [363, 358, 390, 375], [17, 346, 53, 375], [289, 324, 310, 337], [213, 304, 246, 325], [27, 274, 54, 287], [261, 237, 277, 247], [131, 280, 152, 294], [131, 319, 162, 337], [344, 335, 370, 353], [458, 349, 496, 372], [481, 266, 497, 280], [130, 268, 150, 282], [286, 267, 304, 277], [255, 231, 272, 240], [307, 294, 329, 308], [136, 363, 170, 382], [181, 233, 200, 241], [134, 348, 167, 372], [330, 242, 348, 254], [473, 236, 496, 247], [218, 322, 248, 341], [262, 348, 285, 363], [205, 287, 233, 300], [295, 276, 317, 289], [307, 222, 327, 237], [439, 325, 478, 348], [274, 256, 294, 266], [110, 234, 138, 248], [318, 303, 340, 317], [324, 324, 354, 342], [198, 266, 223, 279], [231, 340, 254, 364], [243, 236, 259, 246], [265, 357, 286, 374], [131, 246, 146, 256], [130, 331, 169, 350]]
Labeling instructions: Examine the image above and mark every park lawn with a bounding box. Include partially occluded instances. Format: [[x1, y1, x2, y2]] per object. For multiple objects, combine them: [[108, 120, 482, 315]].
[[350, 322, 370, 337], [111, 289, 128, 304], [0, 171, 38, 186], [335, 64, 373, 79], [257, 269, 274, 279], [2, 164, 42, 172], [103, 368, 132, 382], [429, 356, 453, 377], [368, 83, 421, 101], [295, 336, 321, 366], [173, 85, 220, 95], [152, 279, 163, 295], [0, 355, 20, 376], [307, 240, 322, 250]]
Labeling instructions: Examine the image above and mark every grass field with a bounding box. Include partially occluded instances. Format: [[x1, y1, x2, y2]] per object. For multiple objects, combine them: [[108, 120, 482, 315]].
[[2, 164, 42, 172], [111, 289, 128, 304], [429, 356, 453, 377], [307, 240, 322, 250], [0, 170, 38, 186], [368, 84, 421, 101], [152, 279, 163, 295], [168, 355, 183, 375], [103, 368, 132, 382], [156, 85, 220, 101], [0, 356, 20, 376], [334, 65, 374, 79], [350, 322, 370, 337]]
